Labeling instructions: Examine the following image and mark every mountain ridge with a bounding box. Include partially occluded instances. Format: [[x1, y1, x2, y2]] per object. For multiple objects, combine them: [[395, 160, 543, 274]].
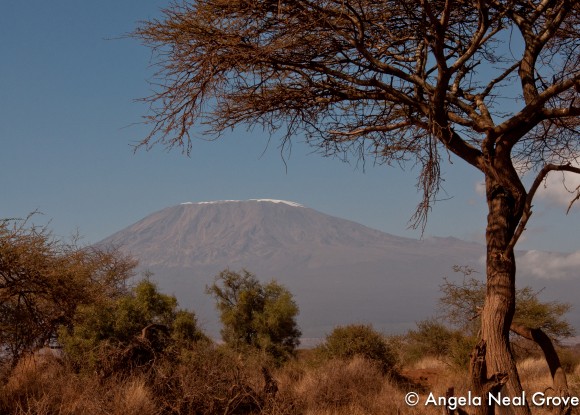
[[98, 199, 580, 339]]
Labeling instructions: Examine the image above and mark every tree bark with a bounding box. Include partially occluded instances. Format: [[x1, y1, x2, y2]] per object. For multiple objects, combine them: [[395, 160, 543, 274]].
[[471, 340, 508, 415], [473, 178, 531, 415]]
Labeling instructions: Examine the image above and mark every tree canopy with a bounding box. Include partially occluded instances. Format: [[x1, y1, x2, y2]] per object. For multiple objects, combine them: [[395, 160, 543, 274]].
[[135, 0, 579, 228], [0, 219, 135, 365], [207, 269, 301, 362], [439, 274, 575, 341]]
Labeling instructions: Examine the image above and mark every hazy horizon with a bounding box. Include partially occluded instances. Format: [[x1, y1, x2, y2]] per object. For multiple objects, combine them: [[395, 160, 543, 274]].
[[97, 200, 580, 339]]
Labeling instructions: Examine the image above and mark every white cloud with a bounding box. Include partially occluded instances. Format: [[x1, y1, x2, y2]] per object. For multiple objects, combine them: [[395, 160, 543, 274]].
[[476, 162, 580, 210], [517, 250, 580, 280], [535, 168, 580, 209]]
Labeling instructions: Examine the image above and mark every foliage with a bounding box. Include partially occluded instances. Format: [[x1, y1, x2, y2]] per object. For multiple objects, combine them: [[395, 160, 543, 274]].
[[439, 274, 575, 341], [406, 319, 457, 359], [59, 279, 204, 371], [0, 219, 134, 366], [405, 319, 476, 370], [317, 324, 397, 373], [207, 269, 301, 363]]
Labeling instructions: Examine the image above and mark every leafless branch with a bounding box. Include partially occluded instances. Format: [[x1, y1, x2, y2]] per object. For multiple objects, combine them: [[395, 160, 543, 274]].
[[505, 163, 580, 256]]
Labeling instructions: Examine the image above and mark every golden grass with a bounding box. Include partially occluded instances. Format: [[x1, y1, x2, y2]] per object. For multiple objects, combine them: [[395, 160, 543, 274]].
[[518, 358, 552, 389], [410, 356, 449, 371], [4, 349, 579, 415], [0, 353, 161, 415], [2, 352, 449, 415], [292, 357, 383, 410], [275, 355, 465, 415], [112, 378, 159, 415]]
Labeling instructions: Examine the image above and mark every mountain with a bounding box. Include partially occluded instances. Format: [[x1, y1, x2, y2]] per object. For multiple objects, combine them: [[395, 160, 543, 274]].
[[98, 199, 580, 341]]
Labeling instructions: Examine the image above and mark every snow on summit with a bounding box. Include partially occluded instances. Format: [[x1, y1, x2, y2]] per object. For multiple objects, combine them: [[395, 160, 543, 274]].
[[180, 199, 305, 207]]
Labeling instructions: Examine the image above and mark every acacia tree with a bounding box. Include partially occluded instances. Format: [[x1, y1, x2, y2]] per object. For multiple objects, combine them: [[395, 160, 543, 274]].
[[207, 269, 301, 363], [60, 279, 202, 372], [133, 1, 579, 413], [440, 273, 575, 342], [439, 274, 576, 397], [0, 219, 135, 366]]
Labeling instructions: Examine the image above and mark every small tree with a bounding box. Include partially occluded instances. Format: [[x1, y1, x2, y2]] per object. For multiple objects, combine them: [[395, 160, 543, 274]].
[[60, 279, 203, 371], [0, 219, 134, 366], [317, 324, 397, 373], [406, 319, 475, 369], [439, 272, 575, 342], [207, 269, 301, 362]]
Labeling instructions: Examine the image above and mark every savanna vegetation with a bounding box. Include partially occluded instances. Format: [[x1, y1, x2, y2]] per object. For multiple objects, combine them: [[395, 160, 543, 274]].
[[132, 1, 580, 413], [2, 219, 580, 415], [2, 0, 579, 413], [207, 269, 301, 365]]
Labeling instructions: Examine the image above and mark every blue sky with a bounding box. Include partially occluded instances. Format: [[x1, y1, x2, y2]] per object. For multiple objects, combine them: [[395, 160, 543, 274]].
[[1, 1, 578, 254]]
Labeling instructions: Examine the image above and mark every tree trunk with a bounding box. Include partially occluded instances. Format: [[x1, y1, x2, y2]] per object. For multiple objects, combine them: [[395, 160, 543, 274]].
[[473, 179, 531, 415]]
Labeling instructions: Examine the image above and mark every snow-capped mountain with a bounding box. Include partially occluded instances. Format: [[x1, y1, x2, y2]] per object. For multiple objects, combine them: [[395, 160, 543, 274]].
[[98, 200, 580, 340]]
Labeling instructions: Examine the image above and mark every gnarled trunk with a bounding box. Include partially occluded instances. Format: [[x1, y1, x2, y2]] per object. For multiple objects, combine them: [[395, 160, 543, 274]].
[[472, 178, 530, 415]]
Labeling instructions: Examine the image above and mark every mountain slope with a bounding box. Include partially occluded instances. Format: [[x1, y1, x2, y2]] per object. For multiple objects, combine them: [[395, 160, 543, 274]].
[[99, 200, 579, 340], [101, 199, 418, 266]]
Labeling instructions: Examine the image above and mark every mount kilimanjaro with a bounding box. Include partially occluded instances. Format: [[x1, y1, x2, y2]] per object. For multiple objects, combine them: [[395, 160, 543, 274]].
[[98, 199, 579, 341]]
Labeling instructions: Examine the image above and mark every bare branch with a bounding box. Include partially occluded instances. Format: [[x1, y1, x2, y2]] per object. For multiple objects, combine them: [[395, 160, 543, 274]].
[[480, 61, 521, 99], [328, 121, 411, 138], [510, 322, 571, 415], [505, 163, 580, 256], [133, 0, 578, 238], [567, 191, 580, 214]]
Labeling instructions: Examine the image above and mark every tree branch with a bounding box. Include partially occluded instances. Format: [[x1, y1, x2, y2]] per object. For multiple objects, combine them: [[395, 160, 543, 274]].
[[505, 163, 580, 257], [496, 75, 580, 147], [328, 121, 412, 138], [510, 323, 571, 415]]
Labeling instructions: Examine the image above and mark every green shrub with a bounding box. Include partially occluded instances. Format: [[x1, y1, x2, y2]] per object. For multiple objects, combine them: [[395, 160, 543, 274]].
[[405, 319, 476, 370], [406, 319, 453, 361], [207, 269, 301, 364], [59, 279, 205, 373], [316, 324, 397, 373], [447, 333, 477, 370]]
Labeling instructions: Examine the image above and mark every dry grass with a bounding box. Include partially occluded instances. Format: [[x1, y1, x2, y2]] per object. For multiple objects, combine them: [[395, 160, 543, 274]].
[[0, 353, 160, 415], [5, 347, 580, 415], [275, 355, 457, 415], [292, 357, 383, 410], [1, 351, 450, 415], [111, 378, 159, 415], [410, 356, 449, 371], [518, 357, 553, 389], [515, 357, 580, 415]]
